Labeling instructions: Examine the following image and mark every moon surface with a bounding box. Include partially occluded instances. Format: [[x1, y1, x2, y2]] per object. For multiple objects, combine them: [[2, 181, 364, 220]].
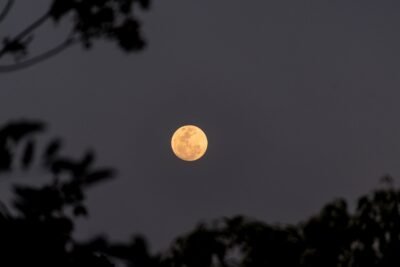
[[171, 125, 208, 161]]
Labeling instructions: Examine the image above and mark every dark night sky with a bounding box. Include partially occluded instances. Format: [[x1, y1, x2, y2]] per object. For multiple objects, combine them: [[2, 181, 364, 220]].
[[2, 0, 400, 250]]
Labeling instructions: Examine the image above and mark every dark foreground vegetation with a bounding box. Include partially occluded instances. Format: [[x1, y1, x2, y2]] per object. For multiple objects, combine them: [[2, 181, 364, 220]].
[[0, 120, 399, 267]]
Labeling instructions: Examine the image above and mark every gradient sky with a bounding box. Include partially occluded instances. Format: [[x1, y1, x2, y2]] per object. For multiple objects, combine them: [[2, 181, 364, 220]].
[[2, 0, 400, 250]]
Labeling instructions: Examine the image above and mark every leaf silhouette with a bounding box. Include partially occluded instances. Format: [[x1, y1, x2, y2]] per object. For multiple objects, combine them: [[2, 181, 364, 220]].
[[84, 168, 115, 186], [0, 121, 45, 143], [21, 139, 35, 169], [73, 204, 88, 217], [78, 150, 95, 174], [43, 138, 62, 164], [49, 0, 75, 22], [50, 158, 79, 176], [0, 148, 12, 172]]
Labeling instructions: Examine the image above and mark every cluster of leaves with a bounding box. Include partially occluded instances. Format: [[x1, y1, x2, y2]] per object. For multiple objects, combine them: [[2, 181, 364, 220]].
[[49, 0, 150, 50], [0, 120, 155, 266], [0, 0, 151, 71], [1, 120, 400, 266], [0, 120, 114, 218]]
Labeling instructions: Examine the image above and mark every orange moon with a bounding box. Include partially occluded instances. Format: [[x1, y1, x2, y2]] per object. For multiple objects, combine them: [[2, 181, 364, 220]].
[[171, 125, 208, 161]]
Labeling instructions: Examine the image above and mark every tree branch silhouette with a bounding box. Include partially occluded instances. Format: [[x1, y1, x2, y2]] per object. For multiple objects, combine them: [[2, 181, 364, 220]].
[[0, 36, 75, 72], [0, 0, 14, 23], [0, 12, 51, 58], [0, 0, 151, 73]]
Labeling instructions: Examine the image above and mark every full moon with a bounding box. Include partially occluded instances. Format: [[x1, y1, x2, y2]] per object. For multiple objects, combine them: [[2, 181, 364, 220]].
[[171, 125, 208, 161]]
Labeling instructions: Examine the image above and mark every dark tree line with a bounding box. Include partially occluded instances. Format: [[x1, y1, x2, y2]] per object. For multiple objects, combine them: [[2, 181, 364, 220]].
[[1, 119, 400, 267]]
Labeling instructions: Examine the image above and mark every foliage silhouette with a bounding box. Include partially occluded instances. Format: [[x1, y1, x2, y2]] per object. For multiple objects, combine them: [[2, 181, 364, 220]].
[[0, 119, 156, 266], [0, 0, 151, 72], [1, 120, 400, 266], [162, 178, 400, 267]]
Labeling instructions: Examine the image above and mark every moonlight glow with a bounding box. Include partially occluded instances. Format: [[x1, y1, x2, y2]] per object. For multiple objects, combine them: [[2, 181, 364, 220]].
[[171, 125, 208, 161]]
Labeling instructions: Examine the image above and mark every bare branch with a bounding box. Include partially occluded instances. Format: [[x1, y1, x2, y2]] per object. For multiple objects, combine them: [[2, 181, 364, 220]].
[[14, 12, 50, 43], [0, 0, 14, 24], [0, 37, 75, 73], [0, 11, 51, 58]]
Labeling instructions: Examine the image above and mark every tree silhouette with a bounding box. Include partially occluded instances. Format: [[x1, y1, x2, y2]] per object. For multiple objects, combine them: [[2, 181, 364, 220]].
[[0, 0, 151, 72], [3, 2, 400, 265], [1, 120, 400, 266], [0, 120, 157, 266], [162, 177, 400, 267]]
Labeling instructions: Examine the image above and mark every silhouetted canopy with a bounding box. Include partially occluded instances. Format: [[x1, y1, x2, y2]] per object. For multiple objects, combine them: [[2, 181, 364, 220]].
[[1, 120, 400, 266]]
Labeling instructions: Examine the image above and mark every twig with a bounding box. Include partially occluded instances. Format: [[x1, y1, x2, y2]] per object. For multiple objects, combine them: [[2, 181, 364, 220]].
[[0, 11, 51, 58], [0, 37, 75, 73], [0, 0, 14, 24]]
